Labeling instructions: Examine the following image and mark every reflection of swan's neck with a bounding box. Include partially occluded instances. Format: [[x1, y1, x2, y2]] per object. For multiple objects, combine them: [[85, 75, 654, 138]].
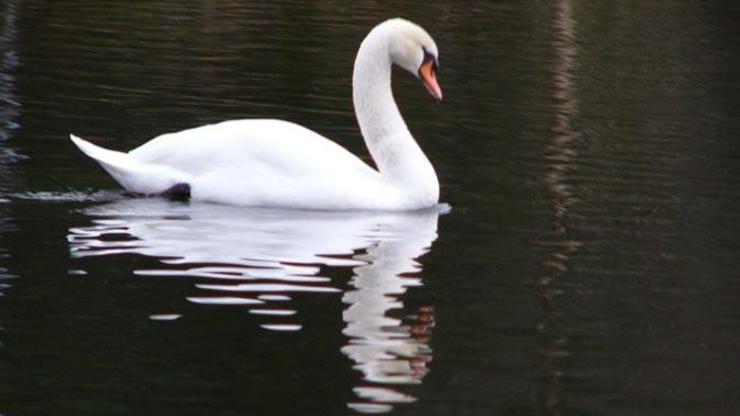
[[352, 28, 438, 201], [342, 212, 439, 380]]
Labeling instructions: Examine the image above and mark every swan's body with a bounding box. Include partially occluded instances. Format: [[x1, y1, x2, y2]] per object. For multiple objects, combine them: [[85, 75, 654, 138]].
[[70, 18, 443, 210], [73, 119, 401, 209]]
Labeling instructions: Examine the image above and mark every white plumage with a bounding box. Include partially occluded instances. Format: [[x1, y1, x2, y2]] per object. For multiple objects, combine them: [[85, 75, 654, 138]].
[[71, 18, 443, 210]]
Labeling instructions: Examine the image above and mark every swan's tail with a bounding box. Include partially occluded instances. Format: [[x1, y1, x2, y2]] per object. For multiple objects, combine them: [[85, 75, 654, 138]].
[[69, 134, 190, 195]]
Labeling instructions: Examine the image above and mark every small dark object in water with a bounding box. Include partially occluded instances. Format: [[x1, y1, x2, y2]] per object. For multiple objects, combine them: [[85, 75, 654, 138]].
[[160, 183, 190, 201]]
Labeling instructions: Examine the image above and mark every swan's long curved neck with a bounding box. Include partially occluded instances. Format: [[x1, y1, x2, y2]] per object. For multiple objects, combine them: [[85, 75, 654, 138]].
[[352, 30, 438, 200]]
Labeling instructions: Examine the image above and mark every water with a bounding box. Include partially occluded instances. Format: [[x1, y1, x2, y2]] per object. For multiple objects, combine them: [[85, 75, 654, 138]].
[[1, 1, 739, 415]]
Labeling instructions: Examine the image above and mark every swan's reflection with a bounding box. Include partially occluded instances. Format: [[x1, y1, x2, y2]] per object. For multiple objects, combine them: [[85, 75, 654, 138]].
[[343, 208, 438, 413], [67, 198, 444, 413]]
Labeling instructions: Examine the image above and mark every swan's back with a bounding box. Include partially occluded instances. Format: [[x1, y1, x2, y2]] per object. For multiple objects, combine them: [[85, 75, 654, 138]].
[[130, 120, 366, 175]]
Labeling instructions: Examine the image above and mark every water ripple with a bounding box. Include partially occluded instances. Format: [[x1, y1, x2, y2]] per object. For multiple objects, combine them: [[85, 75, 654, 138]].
[[67, 198, 445, 413]]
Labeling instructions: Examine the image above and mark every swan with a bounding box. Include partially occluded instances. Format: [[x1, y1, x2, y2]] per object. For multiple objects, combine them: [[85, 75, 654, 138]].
[[70, 18, 443, 210]]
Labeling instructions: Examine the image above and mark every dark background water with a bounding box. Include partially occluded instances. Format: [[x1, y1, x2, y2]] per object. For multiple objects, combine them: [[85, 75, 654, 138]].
[[1, 1, 739, 415]]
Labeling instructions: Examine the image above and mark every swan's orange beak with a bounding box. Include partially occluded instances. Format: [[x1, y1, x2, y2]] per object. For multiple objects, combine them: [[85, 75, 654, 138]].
[[419, 60, 443, 102]]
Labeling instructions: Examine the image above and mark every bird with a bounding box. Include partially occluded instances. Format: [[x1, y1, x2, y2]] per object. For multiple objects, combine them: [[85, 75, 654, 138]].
[[70, 18, 443, 210]]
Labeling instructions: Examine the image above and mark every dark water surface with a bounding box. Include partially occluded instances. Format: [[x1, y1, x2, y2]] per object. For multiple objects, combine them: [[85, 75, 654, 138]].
[[1, 1, 739, 415]]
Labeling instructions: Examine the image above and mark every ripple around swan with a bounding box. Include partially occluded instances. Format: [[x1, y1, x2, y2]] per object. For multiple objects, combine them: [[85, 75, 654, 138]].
[[67, 198, 446, 413]]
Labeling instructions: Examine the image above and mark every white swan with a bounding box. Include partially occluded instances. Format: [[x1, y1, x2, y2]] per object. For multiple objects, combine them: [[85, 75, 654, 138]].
[[70, 18, 443, 210]]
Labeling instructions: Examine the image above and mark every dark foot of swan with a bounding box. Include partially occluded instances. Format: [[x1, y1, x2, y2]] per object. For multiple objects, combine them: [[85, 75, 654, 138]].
[[161, 183, 191, 201]]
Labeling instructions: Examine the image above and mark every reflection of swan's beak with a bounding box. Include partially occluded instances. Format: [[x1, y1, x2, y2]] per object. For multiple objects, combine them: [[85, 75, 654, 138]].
[[419, 60, 443, 102]]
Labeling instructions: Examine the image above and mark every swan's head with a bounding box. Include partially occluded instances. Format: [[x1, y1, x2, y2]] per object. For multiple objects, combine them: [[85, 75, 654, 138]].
[[383, 18, 443, 102]]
